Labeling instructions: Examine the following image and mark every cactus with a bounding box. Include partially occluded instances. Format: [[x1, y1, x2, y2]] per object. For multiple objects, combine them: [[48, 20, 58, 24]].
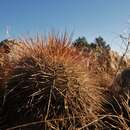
[[0, 35, 103, 130]]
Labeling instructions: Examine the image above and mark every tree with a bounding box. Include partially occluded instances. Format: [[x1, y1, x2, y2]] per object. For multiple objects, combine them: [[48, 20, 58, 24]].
[[73, 37, 90, 48], [95, 36, 110, 51], [72, 36, 111, 52]]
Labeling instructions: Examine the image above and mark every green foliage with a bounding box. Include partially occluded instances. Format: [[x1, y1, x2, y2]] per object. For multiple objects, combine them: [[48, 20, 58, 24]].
[[73, 37, 90, 48], [95, 36, 110, 51], [73, 36, 111, 52]]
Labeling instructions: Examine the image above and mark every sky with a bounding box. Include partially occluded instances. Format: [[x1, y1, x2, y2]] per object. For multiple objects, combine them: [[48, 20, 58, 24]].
[[0, 0, 130, 52]]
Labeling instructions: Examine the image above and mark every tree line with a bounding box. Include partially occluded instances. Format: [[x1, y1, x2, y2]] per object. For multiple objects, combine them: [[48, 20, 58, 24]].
[[72, 36, 110, 52]]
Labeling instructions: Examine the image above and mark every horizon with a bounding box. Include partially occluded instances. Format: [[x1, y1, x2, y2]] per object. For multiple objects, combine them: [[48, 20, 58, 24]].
[[0, 0, 130, 53]]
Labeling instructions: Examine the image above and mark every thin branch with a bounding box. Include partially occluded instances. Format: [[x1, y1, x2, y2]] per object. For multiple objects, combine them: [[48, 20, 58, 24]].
[[115, 34, 130, 76]]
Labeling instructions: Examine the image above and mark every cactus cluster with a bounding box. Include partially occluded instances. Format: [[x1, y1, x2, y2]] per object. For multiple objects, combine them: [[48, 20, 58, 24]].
[[0, 35, 104, 129], [0, 35, 130, 130]]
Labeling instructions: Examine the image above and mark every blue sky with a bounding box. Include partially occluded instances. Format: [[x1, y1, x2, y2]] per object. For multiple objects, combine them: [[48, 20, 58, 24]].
[[0, 0, 130, 51]]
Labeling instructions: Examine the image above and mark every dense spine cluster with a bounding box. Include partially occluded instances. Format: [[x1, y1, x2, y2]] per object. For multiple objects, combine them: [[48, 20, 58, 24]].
[[0, 35, 103, 130]]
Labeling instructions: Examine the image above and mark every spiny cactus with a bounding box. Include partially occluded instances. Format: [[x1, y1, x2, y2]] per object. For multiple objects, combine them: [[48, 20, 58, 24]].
[[0, 35, 104, 130]]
